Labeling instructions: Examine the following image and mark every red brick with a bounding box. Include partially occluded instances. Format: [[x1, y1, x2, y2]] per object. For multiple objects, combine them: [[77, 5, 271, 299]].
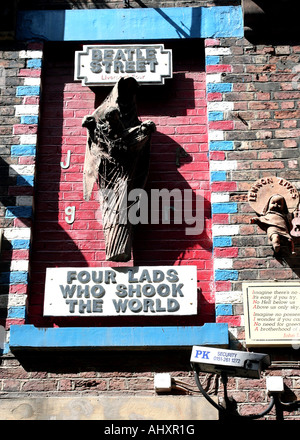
[[214, 247, 239, 258], [209, 120, 234, 130], [209, 151, 225, 160], [212, 214, 229, 224], [206, 65, 232, 73], [205, 39, 221, 47], [215, 281, 231, 291], [207, 92, 222, 101], [216, 315, 241, 326], [18, 69, 42, 77], [13, 124, 38, 135], [211, 182, 237, 192]]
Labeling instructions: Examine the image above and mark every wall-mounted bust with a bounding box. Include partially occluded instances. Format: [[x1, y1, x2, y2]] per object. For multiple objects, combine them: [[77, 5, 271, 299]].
[[248, 176, 299, 254]]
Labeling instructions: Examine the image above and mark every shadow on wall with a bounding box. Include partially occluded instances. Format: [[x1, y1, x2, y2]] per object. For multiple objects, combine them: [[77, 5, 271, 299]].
[[244, 0, 300, 44]]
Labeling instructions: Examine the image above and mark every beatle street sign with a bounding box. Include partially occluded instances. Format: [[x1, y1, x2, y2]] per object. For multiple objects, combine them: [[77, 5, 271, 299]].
[[74, 44, 173, 86], [243, 282, 300, 347], [44, 266, 197, 316]]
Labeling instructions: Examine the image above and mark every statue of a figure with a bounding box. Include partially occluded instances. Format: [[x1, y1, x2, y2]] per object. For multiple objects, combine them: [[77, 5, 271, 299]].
[[248, 176, 299, 255], [82, 77, 156, 262], [251, 194, 295, 254]]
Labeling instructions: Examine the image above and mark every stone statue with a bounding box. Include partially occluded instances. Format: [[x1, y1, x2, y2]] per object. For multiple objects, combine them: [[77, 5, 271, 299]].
[[251, 194, 294, 254], [82, 76, 156, 262], [248, 176, 299, 254]]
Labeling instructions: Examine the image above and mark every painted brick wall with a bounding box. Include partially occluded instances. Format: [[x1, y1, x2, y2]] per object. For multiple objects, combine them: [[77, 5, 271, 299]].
[[27, 40, 214, 327], [0, 43, 43, 352], [206, 37, 300, 418], [1, 13, 300, 418], [206, 38, 300, 346]]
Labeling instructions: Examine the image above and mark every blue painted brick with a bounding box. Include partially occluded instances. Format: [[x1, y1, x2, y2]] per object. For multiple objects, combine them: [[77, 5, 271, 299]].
[[0, 271, 28, 285], [210, 171, 227, 182], [210, 141, 234, 151], [216, 304, 233, 316], [20, 116, 39, 124], [8, 306, 26, 319], [27, 59, 42, 68], [16, 175, 34, 186], [11, 145, 36, 156], [212, 202, 238, 214], [5, 206, 33, 219], [208, 111, 224, 121], [213, 236, 232, 247], [207, 83, 233, 93], [16, 86, 40, 96], [206, 55, 220, 65], [11, 239, 30, 249], [215, 269, 238, 281]]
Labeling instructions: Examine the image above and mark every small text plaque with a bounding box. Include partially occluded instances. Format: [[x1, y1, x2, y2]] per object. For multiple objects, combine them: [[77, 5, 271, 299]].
[[243, 282, 300, 347]]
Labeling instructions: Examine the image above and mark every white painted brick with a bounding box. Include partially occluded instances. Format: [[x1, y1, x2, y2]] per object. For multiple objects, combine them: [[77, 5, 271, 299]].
[[214, 258, 233, 270], [229, 328, 239, 339], [10, 260, 29, 271], [211, 193, 230, 203], [9, 164, 35, 176], [210, 160, 237, 171], [19, 134, 37, 144], [3, 228, 31, 240], [205, 48, 231, 56], [0, 294, 27, 308], [24, 77, 41, 86], [208, 130, 224, 141], [207, 101, 234, 111], [215, 291, 243, 304], [19, 50, 43, 59], [212, 224, 239, 236], [15, 105, 39, 116], [206, 73, 222, 83], [9, 294, 27, 307]]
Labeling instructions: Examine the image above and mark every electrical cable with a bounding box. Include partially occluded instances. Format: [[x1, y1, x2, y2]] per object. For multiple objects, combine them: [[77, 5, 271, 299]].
[[192, 366, 226, 413], [192, 364, 276, 419]]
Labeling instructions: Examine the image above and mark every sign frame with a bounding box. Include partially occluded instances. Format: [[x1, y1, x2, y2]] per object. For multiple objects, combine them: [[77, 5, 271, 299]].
[[243, 281, 300, 347], [74, 44, 173, 86], [43, 265, 197, 317]]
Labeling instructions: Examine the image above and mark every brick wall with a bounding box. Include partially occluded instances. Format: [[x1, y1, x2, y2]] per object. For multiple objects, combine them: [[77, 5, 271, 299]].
[[1, 4, 300, 419], [207, 37, 300, 337], [0, 43, 43, 349], [27, 40, 214, 327], [206, 37, 300, 419]]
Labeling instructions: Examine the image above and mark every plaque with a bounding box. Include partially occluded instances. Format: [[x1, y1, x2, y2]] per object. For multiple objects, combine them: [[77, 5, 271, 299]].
[[44, 266, 197, 317], [243, 282, 300, 347]]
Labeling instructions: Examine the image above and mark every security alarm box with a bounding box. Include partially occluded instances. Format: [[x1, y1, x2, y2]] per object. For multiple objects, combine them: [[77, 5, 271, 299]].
[[191, 346, 270, 379]]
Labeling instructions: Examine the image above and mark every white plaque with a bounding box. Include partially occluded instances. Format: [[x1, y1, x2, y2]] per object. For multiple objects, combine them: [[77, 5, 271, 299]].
[[44, 266, 197, 317], [74, 44, 172, 86], [243, 282, 300, 347]]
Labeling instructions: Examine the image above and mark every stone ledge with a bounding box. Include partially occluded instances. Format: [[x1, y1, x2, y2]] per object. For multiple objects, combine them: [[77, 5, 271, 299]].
[[0, 395, 218, 420]]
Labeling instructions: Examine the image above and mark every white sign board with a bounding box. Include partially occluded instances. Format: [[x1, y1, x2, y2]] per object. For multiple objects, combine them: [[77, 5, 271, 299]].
[[243, 282, 300, 347], [74, 44, 172, 86], [44, 266, 197, 317]]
